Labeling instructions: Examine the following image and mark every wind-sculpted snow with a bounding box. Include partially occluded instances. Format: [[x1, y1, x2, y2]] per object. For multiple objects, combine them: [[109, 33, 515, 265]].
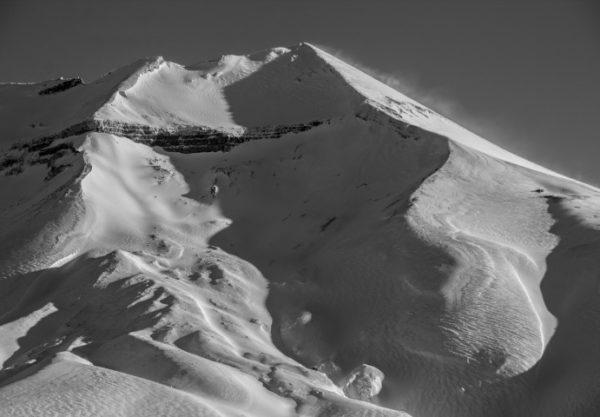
[[2, 42, 600, 417]]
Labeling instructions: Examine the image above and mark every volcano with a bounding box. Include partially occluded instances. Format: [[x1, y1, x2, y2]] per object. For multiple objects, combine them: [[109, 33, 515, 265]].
[[1, 43, 599, 417]]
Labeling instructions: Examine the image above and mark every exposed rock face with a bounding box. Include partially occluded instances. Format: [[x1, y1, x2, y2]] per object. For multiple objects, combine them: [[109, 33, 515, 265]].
[[0, 141, 78, 178], [1, 107, 430, 179], [38, 78, 83, 95], [5, 118, 327, 154], [342, 364, 385, 401], [0, 119, 328, 178]]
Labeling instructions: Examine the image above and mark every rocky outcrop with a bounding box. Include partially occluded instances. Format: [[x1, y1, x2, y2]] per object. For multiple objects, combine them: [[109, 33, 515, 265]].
[[355, 104, 424, 141], [2, 104, 432, 179], [94, 119, 327, 152], [38, 78, 83, 95], [11, 118, 328, 154], [0, 119, 328, 177], [0, 141, 78, 179]]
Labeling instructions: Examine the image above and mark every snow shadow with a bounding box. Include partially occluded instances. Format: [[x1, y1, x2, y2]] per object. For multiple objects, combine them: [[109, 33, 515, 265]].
[[0, 252, 173, 388]]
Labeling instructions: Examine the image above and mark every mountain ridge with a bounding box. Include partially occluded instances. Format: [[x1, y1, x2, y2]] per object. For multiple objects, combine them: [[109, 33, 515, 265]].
[[1, 42, 578, 183], [1, 43, 600, 417]]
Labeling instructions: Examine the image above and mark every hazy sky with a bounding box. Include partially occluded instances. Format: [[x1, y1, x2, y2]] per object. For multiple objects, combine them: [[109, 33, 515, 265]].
[[1, 0, 599, 184]]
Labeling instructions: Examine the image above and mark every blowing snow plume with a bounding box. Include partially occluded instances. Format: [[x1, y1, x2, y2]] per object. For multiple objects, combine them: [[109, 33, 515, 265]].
[[315, 43, 546, 176], [314, 44, 461, 119], [1, 42, 600, 417]]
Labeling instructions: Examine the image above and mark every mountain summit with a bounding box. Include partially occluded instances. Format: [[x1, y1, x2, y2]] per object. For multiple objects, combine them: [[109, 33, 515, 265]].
[[1, 43, 600, 417]]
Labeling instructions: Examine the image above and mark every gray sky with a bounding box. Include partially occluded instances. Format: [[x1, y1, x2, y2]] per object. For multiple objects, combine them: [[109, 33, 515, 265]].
[[1, 0, 599, 185]]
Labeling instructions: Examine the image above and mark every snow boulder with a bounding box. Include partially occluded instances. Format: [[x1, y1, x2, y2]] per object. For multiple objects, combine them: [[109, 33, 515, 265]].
[[342, 364, 384, 401]]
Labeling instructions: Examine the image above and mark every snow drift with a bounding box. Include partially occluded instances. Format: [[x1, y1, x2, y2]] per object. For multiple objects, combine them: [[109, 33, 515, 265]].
[[1, 43, 600, 417]]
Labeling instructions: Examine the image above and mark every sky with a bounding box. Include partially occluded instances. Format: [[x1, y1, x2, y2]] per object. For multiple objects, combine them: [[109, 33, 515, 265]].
[[1, 0, 599, 185]]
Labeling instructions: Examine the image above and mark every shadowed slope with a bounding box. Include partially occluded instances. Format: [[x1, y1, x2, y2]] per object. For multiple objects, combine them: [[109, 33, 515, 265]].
[[520, 182, 600, 416]]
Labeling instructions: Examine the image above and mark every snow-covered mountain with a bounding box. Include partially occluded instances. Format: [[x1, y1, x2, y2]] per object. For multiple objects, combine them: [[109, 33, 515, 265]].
[[1, 42, 600, 417]]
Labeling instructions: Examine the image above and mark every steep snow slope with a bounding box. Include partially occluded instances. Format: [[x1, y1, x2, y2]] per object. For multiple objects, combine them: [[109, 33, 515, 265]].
[[0, 58, 162, 145], [95, 45, 361, 129], [1, 43, 600, 417]]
